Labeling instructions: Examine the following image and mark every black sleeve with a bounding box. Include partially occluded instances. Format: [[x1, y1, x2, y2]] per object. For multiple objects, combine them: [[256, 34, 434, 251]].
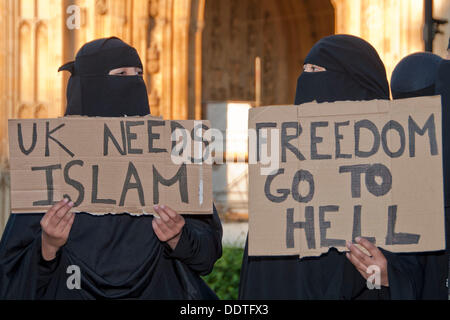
[[36, 235, 62, 298], [164, 204, 223, 276], [419, 251, 449, 299], [382, 250, 425, 300], [0, 213, 67, 299], [353, 285, 391, 300], [0, 213, 43, 299], [348, 249, 424, 300]]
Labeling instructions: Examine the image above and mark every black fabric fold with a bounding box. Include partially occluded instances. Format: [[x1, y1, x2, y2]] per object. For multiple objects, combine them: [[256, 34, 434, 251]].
[[166, 213, 223, 276], [0, 210, 222, 299]]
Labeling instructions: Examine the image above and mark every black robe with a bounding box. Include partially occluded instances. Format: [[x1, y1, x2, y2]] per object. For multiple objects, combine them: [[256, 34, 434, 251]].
[[0, 210, 222, 299], [239, 35, 425, 300], [239, 238, 424, 299]]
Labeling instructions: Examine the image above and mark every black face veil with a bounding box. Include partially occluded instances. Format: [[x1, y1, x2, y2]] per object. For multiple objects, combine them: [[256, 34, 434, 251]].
[[59, 37, 150, 117], [294, 34, 389, 105], [390, 52, 442, 99]]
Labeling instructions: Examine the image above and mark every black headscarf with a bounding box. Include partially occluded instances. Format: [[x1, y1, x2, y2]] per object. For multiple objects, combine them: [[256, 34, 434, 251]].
[[240, 35, 423, 300], [391, 52, 442, 99], [59, 37, 150, 117], [294, 34, 389, 105]]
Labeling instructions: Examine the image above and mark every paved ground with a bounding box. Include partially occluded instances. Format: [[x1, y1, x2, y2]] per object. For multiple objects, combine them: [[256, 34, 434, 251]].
[[221, 222, 248, 248]]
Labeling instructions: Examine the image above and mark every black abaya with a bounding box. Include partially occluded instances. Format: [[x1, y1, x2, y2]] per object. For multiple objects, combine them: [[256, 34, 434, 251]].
[[1, 210, 222, 299]]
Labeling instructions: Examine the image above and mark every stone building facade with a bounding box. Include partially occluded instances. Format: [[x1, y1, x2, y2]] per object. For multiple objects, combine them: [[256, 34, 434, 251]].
[[0, 0, 449, 233]]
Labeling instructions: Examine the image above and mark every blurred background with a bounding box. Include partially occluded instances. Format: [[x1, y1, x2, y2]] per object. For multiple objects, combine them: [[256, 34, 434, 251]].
[[0, 1, 450, 297]]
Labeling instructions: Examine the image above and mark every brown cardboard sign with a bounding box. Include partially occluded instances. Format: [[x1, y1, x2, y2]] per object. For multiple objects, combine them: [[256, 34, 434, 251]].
[[8, 116, 212, 215], [248, 96, 446, 257]]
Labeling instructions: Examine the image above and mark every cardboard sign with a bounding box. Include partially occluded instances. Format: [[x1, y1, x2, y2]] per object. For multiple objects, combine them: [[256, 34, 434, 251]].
[[248, 96, 446, 257], [8, 116, 212, 215]]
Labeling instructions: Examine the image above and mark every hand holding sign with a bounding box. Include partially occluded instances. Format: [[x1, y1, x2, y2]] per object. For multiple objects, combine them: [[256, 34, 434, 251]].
[[40, 198, 75, 261], [152, 205, 185, 250], [346, 237, 389, 287]]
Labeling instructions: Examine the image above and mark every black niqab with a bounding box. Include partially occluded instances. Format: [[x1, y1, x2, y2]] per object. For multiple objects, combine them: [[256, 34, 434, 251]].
[[391, 52, 442, 99], [0, 37, 222, 299], [60, 37, 150, 117], [239, 35, 423, 300], [294, 34, 389, 105]]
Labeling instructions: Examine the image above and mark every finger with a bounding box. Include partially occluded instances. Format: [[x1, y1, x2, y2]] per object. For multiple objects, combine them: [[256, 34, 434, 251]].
[[47, 202, 71, 229], [57, 210, 74, 232], [347, 241, 372, 267], [346, 252, 369, 276], [155, 206, 176, 229], [61, 212, 75, 235], [356, 237, 380, 259], [161, 205, 181, 223], [41, 198, 69, 227], [153, 215, 171, 235], [156, 206, 171, 223], [356, 267, 370, 281], [152, 218, 167, 241], [153, 205, 164, 219], [52, 201, 74, 227]]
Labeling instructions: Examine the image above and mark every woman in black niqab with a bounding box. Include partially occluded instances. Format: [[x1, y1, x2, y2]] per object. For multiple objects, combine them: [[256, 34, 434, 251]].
[[390, 52, 449, 300], [60, 36, 150, 117], [294, 34, 389, 104], [239, 35, 423, 300], [0, 37, 223, 299]]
